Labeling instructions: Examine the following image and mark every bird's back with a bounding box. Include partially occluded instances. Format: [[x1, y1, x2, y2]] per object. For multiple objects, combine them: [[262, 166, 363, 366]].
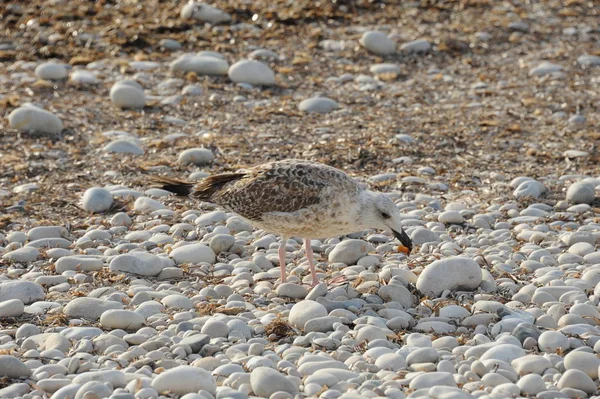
[[203, 159, 362, 222]]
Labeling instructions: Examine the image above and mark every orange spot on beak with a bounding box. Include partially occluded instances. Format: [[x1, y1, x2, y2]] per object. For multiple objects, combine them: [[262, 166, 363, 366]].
[[397, 245, 410, 255]]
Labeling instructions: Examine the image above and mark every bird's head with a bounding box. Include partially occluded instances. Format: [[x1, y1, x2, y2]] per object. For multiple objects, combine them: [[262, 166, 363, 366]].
[[359, 191, 413, 254]]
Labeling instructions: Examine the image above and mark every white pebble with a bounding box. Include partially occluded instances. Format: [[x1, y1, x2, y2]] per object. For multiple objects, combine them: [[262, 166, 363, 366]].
[[81, 187, 113, 213]]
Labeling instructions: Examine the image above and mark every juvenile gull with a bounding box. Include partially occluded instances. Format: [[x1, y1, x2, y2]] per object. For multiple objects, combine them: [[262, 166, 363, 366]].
[[154, 159, 412, 286]]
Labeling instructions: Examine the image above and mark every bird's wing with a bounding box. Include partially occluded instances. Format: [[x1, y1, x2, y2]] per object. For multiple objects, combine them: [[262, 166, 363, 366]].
[[212, 161, 359, 221]]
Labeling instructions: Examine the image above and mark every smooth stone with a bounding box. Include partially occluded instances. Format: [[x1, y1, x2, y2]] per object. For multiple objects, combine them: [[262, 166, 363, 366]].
[[110, 80, 145, 109], [513, 179, 545, 199], [0, 355, 32, 378], [375, 353, 406, 371], [228, 60, 275, 86], [370, 63, 400, 75], [209, 234, 235, 254], [170, 244, 216, 264], [409, 372, 456, 390], [81, 187, 113, 213], [8, 104, 63, 135], [0, 281, 45, 304], [378, 284, 414, 309], [171, 54, 229, 75], [479, 344, 525, 363], [0, 299, 25, 317], [563, 351, 600, 379], [180, 1, 231, 23], [538, 331, 569, 353], [250, 367, 297, 397], [400, 39, 431, 53], [35, 62, 68, 80], [2, 247, 40, 262], [359, 31, 395, 55], [328, 239, 374, 265], [438, 211, 464, 224], [511, 355, 552, 376], [557, 369, 596, 395], [178, 148, 214, 165], [100, 310, 144, 331], [55, 256, 103, 273], [152, 366, 216, 395], [27, 226, 67, 241], [64, 297, 123, 320], [416, 256, 482, 297], [566, 183, 595, 204], [289, 300, 327, 329], [410, 227, 440, 245], [298, 97, 340, 114], [70, 70, 99, 84], [276, 283, 308, 299], [529, 62, 563, 77], [103, 140, 144, 155], [109, 252, 164, 276], [72, 370, 126, 387], [180, 334, 210, 353], [577, 55, 600, 66]]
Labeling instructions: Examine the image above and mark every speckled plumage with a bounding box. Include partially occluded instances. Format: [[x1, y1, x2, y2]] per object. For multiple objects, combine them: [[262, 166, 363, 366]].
[[154, 159, 412, 286], [193, 159, 362, 238]]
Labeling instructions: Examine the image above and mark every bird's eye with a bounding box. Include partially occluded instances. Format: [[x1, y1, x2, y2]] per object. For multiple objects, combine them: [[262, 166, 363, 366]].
[[381, 212, 390, 219]]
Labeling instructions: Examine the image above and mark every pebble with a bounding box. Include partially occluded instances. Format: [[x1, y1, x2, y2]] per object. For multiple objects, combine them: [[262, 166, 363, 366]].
[[0, 355, 32, 378], [328, 239, 374, 265], [170, 243, 216, 264], [109, 252, 165, 276], [2, 246, 40, 262], [228, 60, 275, 86], [563, 351, 600, 379], [64, 297, 123, 320], [110, 80, 146, 109], [8, 104, 63, 135], [557, 369, 596, 395], [438, 210, 464, 224], [275, 283, 308, 299], [171, 54, 229, 75], [81, 187, 113, 213], [566, 182, 595, 204], [100, 309, 145, 330], [298, 97, 340, 113], [289, 300, 327, 329], [0, 281, 45, 304], [180, 1, 231, 24], [416, 256, 482, 297], [152, 366, 217, 395], [70, 70, 99, 84], [400, 38, 431, 53], [250, 367, 297, 397], [529, 62, 563, 77], [0, 298, 24, 317], [103, 139, 145, 155], [178, 148, 215, 165], [577, 55, 600, 67], [35, 62, 68, 80], [359, 31, 396, 55]]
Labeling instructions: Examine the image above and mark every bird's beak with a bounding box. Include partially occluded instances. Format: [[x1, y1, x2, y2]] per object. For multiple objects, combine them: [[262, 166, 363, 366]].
[[392, 228, 412, 254]]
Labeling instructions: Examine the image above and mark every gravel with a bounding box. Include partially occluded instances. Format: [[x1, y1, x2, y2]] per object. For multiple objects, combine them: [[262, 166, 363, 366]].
[[1, 1, 600, 398]]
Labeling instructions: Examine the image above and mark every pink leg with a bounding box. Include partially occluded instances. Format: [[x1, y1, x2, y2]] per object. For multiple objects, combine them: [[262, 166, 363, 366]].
[[304, 238, 319, 287], [279, 237, 288, 284]]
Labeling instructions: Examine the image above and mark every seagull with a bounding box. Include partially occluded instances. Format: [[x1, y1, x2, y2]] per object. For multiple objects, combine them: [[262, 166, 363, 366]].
[[153, 159, 412, 286]]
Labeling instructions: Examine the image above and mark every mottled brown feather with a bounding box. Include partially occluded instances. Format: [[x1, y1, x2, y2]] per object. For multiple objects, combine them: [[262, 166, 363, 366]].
[[207, 160, 360, 221], [153, 160, 361, 224]]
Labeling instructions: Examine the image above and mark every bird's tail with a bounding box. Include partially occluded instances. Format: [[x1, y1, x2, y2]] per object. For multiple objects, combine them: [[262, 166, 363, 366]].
[[150, 173, 246, 201], [149, 176, 194, 197], [191, 173, 246, 201]]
